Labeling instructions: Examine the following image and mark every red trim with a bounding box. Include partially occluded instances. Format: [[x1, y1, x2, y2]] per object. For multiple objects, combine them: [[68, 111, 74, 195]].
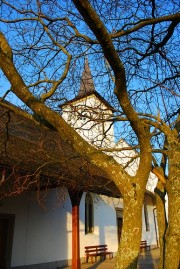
[[69, 190, 83, 269], [72, 204, 80, 269]]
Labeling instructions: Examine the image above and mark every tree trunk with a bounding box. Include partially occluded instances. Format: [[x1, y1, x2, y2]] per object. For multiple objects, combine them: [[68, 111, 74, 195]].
[[154, 182, 167, 269], [164, 190, 180, 269], [115, 193, 144, 269], [164, 186, 180, 269], [164, 141, 180, 269]]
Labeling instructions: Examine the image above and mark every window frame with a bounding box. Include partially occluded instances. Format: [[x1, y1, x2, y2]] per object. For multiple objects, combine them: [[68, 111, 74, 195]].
[[144, 204, 150, 232], [85, 192, 94, 234]]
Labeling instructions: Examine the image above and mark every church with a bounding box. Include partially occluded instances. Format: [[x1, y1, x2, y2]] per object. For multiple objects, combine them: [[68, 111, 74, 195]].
[[0, 59, 158, 269]]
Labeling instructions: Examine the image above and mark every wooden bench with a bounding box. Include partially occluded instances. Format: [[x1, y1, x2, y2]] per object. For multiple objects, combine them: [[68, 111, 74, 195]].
[[140, 240, 150, 251], [85, 244, 113, 263]]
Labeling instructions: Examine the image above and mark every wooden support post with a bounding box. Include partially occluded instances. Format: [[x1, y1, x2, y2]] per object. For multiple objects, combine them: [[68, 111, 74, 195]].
[[68, 190, 83, 269]]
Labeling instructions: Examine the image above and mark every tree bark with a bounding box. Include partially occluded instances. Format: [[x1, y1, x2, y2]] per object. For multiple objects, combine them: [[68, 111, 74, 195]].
[[154, 182, 167, 269], [115, 193, 144, 269], [164, 139, 180, 269], [164, 192, 180, 269]]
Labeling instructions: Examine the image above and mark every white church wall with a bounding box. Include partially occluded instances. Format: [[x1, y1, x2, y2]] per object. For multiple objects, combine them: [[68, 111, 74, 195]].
[[79, 193, 119, 258], [62, 95, 115, 147], [141, 205, 158, 248], [0, 189, 120, 267], [0, 194, 31, 267], [114, 139, 158, 192], [113, 139, 139, 176], [22, 189, 72, 266], [0, 190, 73, 267], [146, 172, 158, 193]]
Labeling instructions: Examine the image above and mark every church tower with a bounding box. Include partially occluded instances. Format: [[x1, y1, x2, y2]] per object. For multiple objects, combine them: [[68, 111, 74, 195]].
[[61, 58, 115, 147]]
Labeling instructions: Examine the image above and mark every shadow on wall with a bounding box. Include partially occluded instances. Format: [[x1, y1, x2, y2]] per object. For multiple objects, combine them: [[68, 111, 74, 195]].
[[93, 194, 117, 247], [0, 188, 72, 269]]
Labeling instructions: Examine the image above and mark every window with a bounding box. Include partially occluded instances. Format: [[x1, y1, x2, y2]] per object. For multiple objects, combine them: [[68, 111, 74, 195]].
[[144, 204, 150, 231], [85, 193, 94, 234]]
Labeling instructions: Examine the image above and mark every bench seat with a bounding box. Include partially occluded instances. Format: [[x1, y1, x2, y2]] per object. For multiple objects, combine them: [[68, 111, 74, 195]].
[[140, 240, 150, 251], [85, 244, 113, 263]]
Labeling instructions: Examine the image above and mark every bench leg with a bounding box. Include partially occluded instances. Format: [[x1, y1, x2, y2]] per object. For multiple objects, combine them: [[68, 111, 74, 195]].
[[91, 256, 96, 263]]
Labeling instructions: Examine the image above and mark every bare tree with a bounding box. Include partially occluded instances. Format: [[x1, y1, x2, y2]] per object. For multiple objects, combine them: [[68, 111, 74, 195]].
[[0, 0, 179, 268]]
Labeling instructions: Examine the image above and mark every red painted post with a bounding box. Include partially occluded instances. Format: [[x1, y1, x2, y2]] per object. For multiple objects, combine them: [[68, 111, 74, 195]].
[[68, 190, 83, 269], [72, 204, 80, 269]]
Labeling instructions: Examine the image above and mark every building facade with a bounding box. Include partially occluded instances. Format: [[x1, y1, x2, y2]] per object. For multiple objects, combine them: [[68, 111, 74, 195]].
[[0, 59, 158, 269], [0, 188, 158, 269]]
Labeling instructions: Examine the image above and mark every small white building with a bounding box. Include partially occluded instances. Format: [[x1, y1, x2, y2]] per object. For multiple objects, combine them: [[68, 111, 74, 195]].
[[0, 59, 158, 269]]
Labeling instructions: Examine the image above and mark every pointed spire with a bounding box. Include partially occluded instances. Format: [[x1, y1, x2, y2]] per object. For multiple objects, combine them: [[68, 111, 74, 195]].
[[60, 57, 114, 112], [78, 58, 95, 98]]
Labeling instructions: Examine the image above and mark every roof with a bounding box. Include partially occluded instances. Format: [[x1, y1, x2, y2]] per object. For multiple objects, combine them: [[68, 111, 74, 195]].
[[0, 101, 155, 203], [78, 58, 95, 98], [0, 102, 120, 199]]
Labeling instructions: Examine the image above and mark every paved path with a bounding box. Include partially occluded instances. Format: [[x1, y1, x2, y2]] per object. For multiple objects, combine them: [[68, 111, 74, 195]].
[[62, 248, 160, 269], [137, 248, 160, 269]]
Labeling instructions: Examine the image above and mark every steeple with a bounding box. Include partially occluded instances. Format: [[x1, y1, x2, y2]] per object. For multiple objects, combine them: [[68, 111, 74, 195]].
[[60, 57, 114, 112], [61, 57, 115, 147], [78, 58, 95, 98]]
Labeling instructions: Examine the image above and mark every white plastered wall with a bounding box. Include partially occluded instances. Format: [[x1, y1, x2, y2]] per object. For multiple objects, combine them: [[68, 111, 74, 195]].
[[62, 95, 115, 148], [141, 204, 158, 247], [79, 193, 119, 258], [0, 188, 157, 267], [0, 189, 120, 267], [0, 190, 72, 267]]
